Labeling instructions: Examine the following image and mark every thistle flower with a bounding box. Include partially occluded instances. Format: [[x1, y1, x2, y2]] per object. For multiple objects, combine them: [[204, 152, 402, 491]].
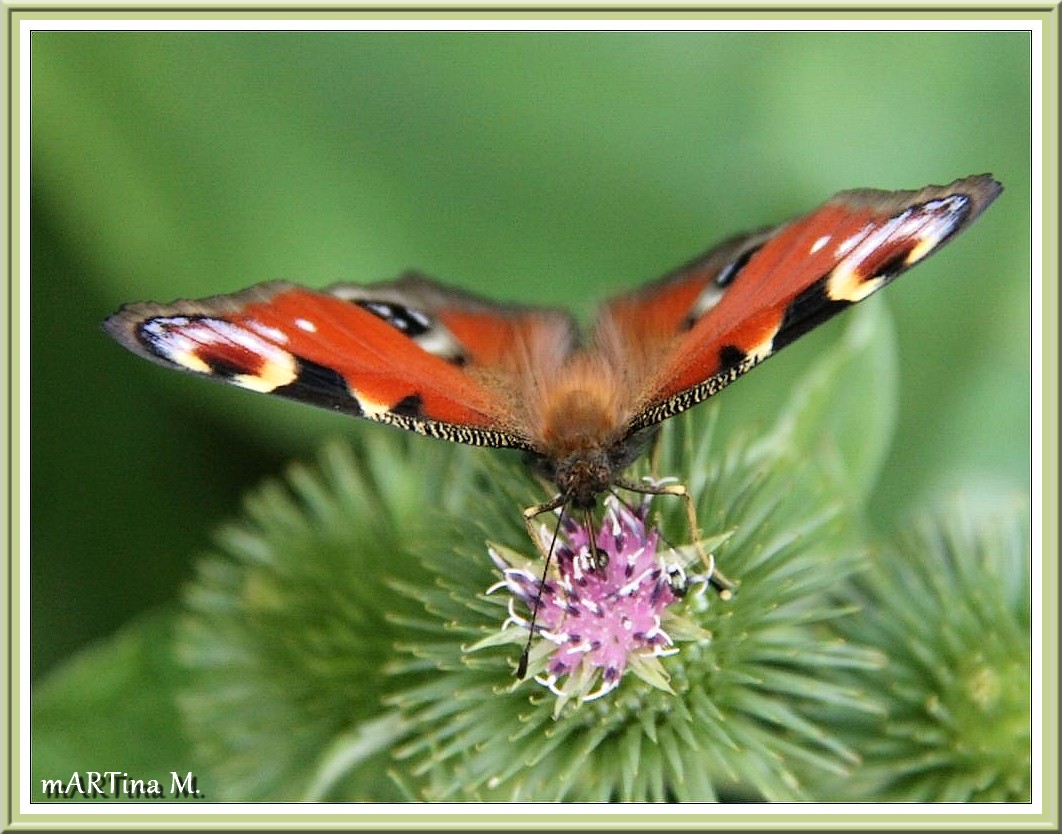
[[486, 490, 718, 712]]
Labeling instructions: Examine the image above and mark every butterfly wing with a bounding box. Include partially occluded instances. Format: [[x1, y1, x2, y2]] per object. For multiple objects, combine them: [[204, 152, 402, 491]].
[[600, 174, 1003, 433], [104, 273, 578, 450]]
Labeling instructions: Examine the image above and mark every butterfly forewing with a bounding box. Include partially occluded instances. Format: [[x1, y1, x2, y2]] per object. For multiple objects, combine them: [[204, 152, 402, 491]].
[[617, 174, 1002, 432], [104, 276, 577, 450]]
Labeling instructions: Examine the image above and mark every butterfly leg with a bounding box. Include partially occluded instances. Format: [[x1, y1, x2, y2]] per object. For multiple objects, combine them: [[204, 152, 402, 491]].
[[615, 478, 735, 597], [522, 494, 568, 559]]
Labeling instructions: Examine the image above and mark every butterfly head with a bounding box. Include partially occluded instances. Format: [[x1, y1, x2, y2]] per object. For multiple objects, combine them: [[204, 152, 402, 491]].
[[551, 448, 615, 510], [529, 429, 654, 511]]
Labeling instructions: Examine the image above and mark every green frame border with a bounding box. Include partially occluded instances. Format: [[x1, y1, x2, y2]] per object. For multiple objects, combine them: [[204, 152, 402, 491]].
[[5, 6, 1058, 830]]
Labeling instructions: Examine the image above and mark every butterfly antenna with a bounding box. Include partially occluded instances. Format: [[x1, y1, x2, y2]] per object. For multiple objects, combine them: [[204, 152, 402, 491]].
[[516, 502, 567, 679]]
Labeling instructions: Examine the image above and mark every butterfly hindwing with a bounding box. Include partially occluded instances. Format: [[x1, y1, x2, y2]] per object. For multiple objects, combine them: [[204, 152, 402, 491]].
[[324, 272, 579, 372], [614, 174, 1003, 432], [104, 275, 577, 450]]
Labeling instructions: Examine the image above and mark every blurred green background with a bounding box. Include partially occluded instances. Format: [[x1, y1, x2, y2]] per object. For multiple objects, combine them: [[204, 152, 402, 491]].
[[31, 30, 1031, 680]]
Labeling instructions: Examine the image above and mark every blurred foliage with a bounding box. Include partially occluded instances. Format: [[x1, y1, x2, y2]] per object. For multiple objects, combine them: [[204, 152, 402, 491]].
[[31, 609, 196, 801], [31, 29, 1029, 700]]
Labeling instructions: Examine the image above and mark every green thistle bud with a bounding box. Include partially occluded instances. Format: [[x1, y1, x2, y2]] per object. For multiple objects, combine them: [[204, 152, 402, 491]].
[[818, 493, 1031, 802]]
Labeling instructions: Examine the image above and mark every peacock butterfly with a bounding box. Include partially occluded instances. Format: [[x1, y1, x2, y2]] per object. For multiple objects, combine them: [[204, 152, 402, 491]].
[[105, 174, 1002, 642]]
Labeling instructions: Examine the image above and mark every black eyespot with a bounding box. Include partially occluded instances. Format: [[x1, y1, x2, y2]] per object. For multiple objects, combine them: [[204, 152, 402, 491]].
[[274, 357, 361, 415], [772, 280, 848, 354], [355, 300, 433, 338], [873, 250, 914, 281], [716, 243, 765, 288]]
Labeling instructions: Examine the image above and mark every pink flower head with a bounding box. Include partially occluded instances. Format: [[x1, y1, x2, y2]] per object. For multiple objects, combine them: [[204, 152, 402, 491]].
[[489, 492, 710, 706]]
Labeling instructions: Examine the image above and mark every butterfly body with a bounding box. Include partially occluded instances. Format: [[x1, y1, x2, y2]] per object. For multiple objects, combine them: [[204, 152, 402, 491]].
[[105, 175, 1002, 513]]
